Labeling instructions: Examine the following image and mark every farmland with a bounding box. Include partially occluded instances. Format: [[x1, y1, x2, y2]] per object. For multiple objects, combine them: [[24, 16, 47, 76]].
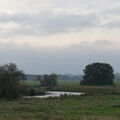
[[1, 95, 120, 120]]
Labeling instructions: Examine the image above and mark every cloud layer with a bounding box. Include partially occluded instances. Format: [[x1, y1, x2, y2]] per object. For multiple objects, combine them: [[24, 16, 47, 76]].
[[0, 0, 120, 37], [0, 11, 98, 36], [0, 0, 120, 73]]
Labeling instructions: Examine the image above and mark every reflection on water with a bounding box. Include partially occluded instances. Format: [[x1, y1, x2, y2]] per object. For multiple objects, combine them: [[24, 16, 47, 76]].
[[24, 91, 85, 99]]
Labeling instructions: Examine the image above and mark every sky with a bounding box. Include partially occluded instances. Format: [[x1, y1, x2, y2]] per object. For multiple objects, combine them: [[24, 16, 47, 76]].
[[0, 0, 120, 74]]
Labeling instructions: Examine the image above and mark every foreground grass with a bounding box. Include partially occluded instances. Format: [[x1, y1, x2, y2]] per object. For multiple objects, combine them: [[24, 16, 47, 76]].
[[1, 95, 120, 120]]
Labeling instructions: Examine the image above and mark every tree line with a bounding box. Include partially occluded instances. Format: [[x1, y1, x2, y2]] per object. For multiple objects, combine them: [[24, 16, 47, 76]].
[[0, 62, 115, 98], [26, 74, 83, 81]]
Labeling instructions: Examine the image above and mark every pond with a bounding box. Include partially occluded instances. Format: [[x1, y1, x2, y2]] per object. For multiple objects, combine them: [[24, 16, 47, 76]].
[[24, 91, 85, 99]]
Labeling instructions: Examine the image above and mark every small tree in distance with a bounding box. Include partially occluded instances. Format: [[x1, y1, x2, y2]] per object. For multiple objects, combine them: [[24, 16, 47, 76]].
[[37, 73, 57, 88], [80, 63, 114, 86]]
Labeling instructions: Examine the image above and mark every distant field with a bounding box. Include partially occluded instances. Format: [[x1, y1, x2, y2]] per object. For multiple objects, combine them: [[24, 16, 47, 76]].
[[24, 80, 120, 87], [24, 80, 40, 87], [58, 80, 80, 86], [24, 80, 80, 87]]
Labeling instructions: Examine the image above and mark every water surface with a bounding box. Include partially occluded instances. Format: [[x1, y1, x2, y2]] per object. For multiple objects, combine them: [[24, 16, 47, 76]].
[[24, 91, 85, 99]]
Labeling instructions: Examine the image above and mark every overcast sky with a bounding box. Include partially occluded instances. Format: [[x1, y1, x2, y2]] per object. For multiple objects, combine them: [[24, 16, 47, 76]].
[[0, 0, 120, 74]]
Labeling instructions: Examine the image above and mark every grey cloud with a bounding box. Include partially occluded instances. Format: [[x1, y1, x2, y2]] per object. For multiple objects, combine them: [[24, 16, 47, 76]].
[[0, 0, 120, 33], [0, 11, 98, 36], [105, 8, 120, 15], [94, 40, 113, 46], [0, 0, 120, 36], [104, 20, 120, 28]]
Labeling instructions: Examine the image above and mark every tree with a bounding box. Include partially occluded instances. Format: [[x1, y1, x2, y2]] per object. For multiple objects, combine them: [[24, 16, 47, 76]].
[[40, 74, 57, 88], [36, 75, 42, 85], [49, 73, 57, 87], [0, 63, 26, 98], [80, 63, 114, 86]]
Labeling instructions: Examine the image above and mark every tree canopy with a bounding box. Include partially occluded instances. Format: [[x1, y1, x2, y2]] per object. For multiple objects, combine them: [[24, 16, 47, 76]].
[[37, 73, 57, 88], [0, 63, 26, 98], [80, 63, 114, 86]]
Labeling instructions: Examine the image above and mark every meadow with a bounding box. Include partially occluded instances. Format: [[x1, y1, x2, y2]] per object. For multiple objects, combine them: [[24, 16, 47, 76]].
[[1, 80, 120, 120], [24, 80, 120, 87], [24, 80, 81, 87]]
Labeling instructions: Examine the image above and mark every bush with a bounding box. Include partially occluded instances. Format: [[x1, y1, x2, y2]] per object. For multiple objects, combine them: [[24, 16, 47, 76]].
[[28, 88, 46, 96], [40, 73, 57, 88], [19, 84, 28, 96], [36, 89, 46, 95], [28, 88, 36, 96]]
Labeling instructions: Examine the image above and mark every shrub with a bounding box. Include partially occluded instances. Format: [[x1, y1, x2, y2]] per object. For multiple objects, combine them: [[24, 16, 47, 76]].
[[28, 88, 36, 96], [40, 73, 57, 88], [36, 89, 46, 95], [28, 88, 46, 96]]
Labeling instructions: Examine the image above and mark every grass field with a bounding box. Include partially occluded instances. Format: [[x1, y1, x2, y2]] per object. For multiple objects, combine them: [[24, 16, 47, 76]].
[[1, 92, 120, 120], [1, 81, 120, 120], [24, 80, 120, 87], [24, 80, 80, 87]]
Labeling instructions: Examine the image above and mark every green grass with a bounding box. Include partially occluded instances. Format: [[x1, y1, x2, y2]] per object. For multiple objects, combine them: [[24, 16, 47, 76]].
[[24, 80, 120, 87], [115, 81, 120, 86], [58, 80, 80, 86], [0, 95, 120, 120], [24, 80, 40, 87], [24, 80, 80, 87]]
